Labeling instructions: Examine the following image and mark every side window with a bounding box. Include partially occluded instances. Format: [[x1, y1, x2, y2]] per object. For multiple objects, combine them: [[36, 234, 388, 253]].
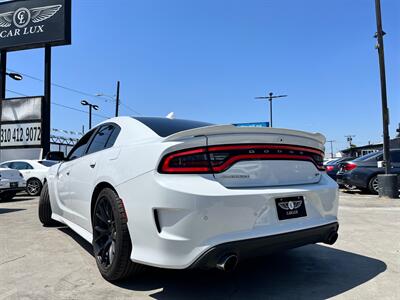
[[9, 162, 33, 170], [391, 151, 400, 163], [67, 130, 96, 161], [0, 163, 10, 168], [86, 124, 120, 155]]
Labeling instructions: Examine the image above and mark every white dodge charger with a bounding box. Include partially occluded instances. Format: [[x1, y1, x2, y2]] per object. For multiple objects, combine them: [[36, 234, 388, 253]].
[[39, 116, 339, 282]]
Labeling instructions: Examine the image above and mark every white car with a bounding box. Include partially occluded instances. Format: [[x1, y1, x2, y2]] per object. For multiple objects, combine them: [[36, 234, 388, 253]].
[[0, 160, 57, 196], [0, 167, 26, 201], [39, 117, 339, 282]]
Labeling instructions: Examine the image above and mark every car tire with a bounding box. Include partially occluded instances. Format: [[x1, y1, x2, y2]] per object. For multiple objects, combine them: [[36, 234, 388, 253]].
[[38, 182, 61, 226], [92, 188, 143, 282], [368, 176, 379, 194], [0, 191, 17, 202], [27, 178, 43, 196]]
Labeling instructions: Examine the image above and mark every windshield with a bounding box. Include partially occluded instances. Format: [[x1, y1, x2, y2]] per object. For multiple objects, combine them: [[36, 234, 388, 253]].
[[133, 117, 213, 137]]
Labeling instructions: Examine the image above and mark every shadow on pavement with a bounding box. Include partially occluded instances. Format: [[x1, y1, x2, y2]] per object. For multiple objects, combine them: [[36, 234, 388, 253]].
[[0, 208, 26, 215], [0, 195, 36, 204], [58, 227, 387, 300]]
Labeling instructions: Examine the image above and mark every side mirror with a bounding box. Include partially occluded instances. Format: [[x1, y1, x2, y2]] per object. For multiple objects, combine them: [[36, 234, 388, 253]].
[[45, 151, 66, 162]]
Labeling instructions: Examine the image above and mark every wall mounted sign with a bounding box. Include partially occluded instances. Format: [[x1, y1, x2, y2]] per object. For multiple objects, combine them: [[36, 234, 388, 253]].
[[0, 0, 71, 51], [0, 97, 49, 161]]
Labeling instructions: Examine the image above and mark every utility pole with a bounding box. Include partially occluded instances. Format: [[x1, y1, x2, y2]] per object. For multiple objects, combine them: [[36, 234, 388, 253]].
[[374, 0, 398, 198], [345, 135, 355, 148], [115, 81, 120, 117], [255, 92, 288, 127], [327, 140, 336, 158]]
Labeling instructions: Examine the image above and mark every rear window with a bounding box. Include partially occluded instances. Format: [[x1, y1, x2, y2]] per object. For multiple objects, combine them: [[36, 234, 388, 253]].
[[133, 117, 213, 137], [38, 160, 58, 167], [353, 152, 382, 162]]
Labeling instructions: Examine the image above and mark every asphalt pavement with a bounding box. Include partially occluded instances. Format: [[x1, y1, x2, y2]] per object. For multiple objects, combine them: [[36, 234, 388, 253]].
[[1, 191, 399, 299]]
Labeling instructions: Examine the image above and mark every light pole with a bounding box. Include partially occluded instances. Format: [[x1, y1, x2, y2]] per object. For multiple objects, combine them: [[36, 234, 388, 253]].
[[81, 100, 99, 129], [255, 92, 288, 127], [96, 81, 120, 117], [374, 0, 398, 198], [0, 70, 23, 162]]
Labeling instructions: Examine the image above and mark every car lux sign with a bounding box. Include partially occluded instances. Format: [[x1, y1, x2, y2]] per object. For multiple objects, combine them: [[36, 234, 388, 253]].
[[0, 0, 71, 51]]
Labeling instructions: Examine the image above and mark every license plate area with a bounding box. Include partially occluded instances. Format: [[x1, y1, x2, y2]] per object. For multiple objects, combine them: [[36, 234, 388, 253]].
[[275, 196, 307, 220], [10, 182, 18, 188]]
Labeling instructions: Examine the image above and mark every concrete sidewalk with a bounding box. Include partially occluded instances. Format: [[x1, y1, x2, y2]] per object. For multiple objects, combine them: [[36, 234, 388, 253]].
[[0, 192, 399, 299]]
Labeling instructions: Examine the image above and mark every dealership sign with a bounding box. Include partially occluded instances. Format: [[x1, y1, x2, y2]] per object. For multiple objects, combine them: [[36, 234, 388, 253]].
[[0, 0, 71, 51]]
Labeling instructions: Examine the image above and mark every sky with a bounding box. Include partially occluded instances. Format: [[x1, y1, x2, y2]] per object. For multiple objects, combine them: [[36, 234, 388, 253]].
[[4, 0, 400, 154]]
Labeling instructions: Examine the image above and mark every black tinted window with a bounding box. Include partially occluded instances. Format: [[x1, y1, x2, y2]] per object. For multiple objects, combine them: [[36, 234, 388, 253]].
[[391, 151, 400, 163], [354, 152, 381, 162], [86, 124, 120, 155], [67, 130, 95, 161], [38, 160, 58, 167], [10, 162, 33, 170], [134, 117, 213, 137]]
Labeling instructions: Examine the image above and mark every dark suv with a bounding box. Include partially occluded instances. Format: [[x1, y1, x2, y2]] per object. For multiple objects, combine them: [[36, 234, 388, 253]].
[[336, 149, 400, 194]]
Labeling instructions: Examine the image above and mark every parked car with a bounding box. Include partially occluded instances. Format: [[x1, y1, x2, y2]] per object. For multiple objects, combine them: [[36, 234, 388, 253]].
[[0, 160, 57, 196], [336, 150, 400, 194], [39, 117, 339, 282], [325, 157, 355, 181], [0, 167, 26, 201]]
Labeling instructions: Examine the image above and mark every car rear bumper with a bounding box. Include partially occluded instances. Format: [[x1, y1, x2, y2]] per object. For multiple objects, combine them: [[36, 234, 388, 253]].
[[336, 172, 368, 189], [190, 222, 339, 269], [0, 179, 26, 193], [117, 172, 339, 269]]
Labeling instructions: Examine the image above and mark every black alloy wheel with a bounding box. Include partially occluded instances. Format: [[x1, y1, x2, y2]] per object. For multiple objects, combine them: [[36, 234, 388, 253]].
[[93, 196, 117, 268], [92, 188, 142, 281]]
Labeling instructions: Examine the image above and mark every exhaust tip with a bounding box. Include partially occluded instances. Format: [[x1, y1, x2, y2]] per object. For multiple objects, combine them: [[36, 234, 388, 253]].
[[325, 231, 338, 245], [216, 254, 238, 272]]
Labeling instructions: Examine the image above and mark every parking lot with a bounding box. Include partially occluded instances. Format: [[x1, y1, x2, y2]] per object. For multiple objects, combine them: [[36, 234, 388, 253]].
[[1, 191, 399, 300]]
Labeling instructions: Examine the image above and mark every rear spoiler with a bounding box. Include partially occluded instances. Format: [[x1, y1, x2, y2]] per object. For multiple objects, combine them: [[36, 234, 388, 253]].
[[164, 125, 326, 149]]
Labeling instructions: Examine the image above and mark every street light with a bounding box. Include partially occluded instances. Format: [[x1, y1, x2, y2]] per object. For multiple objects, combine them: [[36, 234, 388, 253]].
[[255, 92, 288, 127], [81, 100, 99, 129], [6, 72, 23, 81]]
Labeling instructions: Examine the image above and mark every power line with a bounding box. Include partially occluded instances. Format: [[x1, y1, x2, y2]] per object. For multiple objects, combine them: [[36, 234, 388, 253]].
[[6, 68, 142, 115], [6, 89, 109, 119]]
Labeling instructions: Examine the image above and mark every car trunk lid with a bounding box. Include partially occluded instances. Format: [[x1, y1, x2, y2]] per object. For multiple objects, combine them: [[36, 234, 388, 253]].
[[163, 125, 325, 188]]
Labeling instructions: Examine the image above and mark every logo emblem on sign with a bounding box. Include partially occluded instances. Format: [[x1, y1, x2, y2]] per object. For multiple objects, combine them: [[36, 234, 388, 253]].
[[278, 200, 302, 211], [0, 5, 62, 28]]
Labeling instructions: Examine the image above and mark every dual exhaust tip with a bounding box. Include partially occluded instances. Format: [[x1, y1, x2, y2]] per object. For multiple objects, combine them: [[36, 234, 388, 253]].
[[215, 231, 338, 272], [325, 231, 339, 245], [216, 254, 238, 272]]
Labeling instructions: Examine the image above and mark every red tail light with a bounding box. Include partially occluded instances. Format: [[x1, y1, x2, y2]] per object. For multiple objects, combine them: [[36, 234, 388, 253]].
[[325, 165, 334, 172], [159, 144, 325, 174], [343, 162, 357, 171]]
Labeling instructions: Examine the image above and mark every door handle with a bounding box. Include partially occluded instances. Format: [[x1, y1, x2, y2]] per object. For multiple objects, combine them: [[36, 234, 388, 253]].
[[90, 163, 96, 168]]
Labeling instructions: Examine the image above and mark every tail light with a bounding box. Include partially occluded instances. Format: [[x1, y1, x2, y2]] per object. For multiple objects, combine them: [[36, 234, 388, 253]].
[[343, 162, 357, 171], [159, 144, 325, 174], [325, 165, 334, 172]]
